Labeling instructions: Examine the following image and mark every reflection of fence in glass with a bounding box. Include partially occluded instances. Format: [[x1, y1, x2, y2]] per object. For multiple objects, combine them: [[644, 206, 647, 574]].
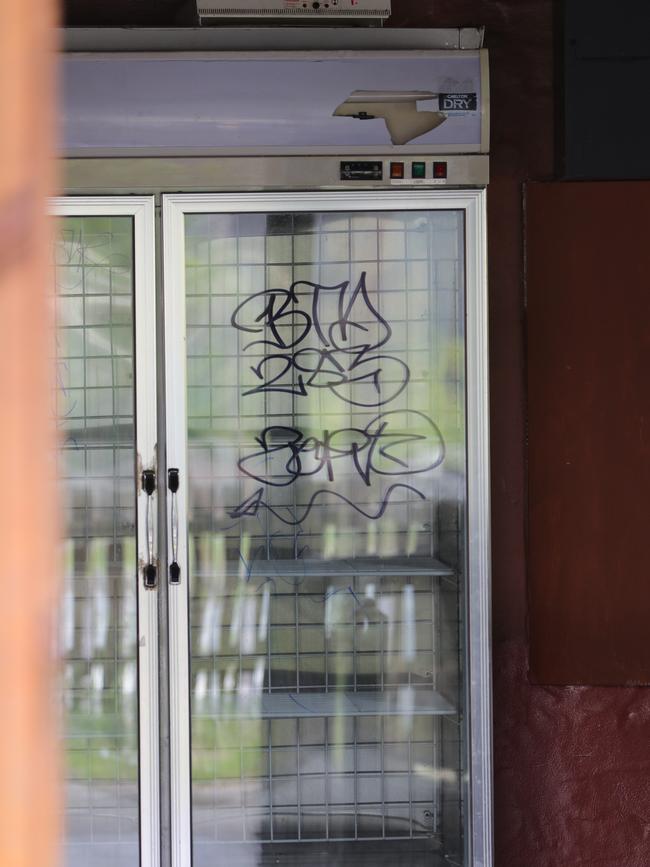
[[54, 217, 139, 862], [189, 525, 455, 842], [190, 531, 445, 699]]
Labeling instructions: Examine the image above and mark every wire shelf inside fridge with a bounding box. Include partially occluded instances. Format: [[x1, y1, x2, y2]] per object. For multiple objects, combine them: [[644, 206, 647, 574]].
[[196, 555, 455, 580], [196, 688, 456, 720]]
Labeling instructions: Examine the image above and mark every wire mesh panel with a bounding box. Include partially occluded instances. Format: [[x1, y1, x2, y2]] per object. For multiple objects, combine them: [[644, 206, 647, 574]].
[[55, 217, 139, 867], [184, 209, 467, 865]]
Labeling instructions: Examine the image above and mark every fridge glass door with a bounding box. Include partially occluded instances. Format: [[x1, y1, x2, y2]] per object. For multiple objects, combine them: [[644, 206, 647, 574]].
[[52, 200, 158, 867], [164, 194, 473, 867]]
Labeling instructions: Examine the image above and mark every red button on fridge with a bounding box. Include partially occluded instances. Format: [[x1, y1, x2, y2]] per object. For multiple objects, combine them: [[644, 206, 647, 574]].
[[433, 161, 448, 179]]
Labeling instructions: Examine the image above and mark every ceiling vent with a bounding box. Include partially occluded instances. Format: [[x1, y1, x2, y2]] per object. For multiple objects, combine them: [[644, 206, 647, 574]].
[[196, 0, 391, 26]]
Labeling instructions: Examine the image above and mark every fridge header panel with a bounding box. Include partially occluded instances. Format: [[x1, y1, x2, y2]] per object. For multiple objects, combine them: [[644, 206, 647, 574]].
[[60, 50, 489, 156], [62, 27, 485, 52]]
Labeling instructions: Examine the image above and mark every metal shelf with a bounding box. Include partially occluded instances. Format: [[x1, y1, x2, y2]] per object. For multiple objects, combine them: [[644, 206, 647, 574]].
[[204, 556, 455, 579], [194, 840, 449, 867], [197, 689, 456, 720]]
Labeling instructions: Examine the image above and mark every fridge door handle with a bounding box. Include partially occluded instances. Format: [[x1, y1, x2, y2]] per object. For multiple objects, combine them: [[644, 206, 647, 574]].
[[142, 469, 157, 589], [168, 468, 181, 584]]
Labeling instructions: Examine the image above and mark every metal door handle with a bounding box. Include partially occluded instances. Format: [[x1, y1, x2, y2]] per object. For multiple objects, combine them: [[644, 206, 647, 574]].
[[168, 468, 181, 584], [142, 469, 157, 589]]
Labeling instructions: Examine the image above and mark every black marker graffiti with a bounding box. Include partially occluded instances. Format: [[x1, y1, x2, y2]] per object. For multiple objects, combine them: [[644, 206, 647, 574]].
[[228, 483, 426, 527], [230, 270, 445, 525], [231, 272, 410, 408], [236, 410, 445, 489]]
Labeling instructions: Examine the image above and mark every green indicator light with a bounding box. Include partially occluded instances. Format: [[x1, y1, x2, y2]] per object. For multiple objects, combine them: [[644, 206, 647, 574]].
[[412, 162, 426, 179]]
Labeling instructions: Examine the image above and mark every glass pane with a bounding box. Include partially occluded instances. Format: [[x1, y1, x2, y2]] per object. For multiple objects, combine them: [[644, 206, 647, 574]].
[[185, 210, 466, 866], [54, 216, 139, 867]]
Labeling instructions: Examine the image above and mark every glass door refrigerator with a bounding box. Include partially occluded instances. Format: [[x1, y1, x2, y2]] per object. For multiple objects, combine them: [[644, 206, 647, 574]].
[[56, 35, 492, 867]]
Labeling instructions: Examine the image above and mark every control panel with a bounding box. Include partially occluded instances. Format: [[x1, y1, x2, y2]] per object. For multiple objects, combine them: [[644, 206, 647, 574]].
[[340, 161, 384, 181], [340, 159, 450, 185], [64, 155, 490, 192]]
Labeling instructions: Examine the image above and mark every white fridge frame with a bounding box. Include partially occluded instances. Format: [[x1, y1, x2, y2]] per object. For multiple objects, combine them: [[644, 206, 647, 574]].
[[162, 188, 492, 867], [51, 196, 160, 867]]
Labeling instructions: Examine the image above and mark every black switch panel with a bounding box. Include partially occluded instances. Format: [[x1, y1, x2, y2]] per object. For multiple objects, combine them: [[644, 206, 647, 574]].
[[340, 161, 383, 181]]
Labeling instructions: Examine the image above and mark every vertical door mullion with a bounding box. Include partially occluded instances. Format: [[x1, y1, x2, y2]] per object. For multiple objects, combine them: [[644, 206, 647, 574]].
[[464, 190, 493, 867], [134, 197, 162, 867], [163, 197, 193, 867]]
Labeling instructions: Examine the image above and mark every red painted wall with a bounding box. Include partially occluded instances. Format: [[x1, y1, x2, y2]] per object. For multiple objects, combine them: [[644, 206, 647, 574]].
[[389, 2, 650, 866], [527, 182, 650, 686]]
